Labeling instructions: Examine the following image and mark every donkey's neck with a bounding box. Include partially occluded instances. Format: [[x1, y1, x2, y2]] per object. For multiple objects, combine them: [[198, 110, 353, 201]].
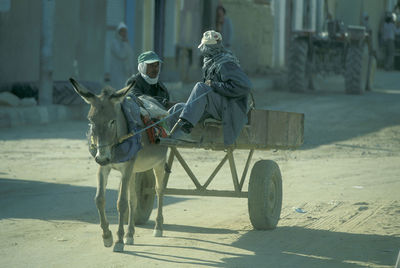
[[115, 103, 128, 139]]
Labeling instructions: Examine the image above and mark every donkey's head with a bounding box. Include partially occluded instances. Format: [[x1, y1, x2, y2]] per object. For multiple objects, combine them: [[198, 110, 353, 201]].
[[69, 78, 133, 165]]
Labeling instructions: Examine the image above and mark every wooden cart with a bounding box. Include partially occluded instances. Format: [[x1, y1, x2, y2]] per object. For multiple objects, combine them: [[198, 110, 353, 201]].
[[133, 109, 304, 230]]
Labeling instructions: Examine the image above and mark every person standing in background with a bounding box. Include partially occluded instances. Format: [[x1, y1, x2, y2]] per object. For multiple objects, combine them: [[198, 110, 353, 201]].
[[383, 13, 398, 70], [216, 5, 233, 49], [105, 22, 134, 89]]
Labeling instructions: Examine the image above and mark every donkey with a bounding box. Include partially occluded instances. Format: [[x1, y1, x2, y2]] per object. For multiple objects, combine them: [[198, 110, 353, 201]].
[[69, 78, 168, 252]]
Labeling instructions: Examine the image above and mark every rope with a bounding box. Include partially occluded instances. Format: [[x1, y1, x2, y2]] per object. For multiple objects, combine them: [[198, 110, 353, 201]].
[[118, 88, 213, 144]]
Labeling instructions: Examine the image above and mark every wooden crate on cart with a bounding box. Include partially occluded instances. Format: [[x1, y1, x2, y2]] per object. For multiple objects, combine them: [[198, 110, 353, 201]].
[[174, 109, 304, 151]]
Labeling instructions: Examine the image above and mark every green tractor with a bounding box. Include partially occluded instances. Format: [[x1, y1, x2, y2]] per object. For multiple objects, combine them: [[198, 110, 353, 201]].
[[288, 20, 376, 95]]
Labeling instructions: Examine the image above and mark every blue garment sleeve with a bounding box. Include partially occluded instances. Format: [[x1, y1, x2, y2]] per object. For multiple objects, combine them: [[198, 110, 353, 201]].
[[210, 62, 252, 98]]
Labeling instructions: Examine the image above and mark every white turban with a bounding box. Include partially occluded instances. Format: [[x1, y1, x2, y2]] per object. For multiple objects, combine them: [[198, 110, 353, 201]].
[[138, 62, 160, 85]]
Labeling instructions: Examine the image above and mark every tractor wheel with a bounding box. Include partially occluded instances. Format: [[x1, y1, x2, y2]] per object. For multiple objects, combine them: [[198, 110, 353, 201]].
[[248, 160, 282, 230], [345, 43, 369, 94], [308, 60, 323, 92], [132, 170, 155, 225], [288, 38, 309, 92]]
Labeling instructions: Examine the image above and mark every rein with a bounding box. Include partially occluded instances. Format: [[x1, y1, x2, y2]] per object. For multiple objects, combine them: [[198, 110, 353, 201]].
[[88, 101, 178, 148], [90, 85, 252, 147], [117, 88, 213, 144]]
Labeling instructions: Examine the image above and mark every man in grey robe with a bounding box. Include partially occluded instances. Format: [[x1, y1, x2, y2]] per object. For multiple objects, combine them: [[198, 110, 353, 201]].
[[169, 30, 252, 146]]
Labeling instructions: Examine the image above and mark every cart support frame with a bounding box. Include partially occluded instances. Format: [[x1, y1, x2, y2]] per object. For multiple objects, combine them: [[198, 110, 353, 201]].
[[159, 147, 255, 198]]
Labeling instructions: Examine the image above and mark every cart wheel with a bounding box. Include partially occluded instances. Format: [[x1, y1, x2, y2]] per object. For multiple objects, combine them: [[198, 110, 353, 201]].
[[248, 160, 282, 230], [133, 170, 155, 225]]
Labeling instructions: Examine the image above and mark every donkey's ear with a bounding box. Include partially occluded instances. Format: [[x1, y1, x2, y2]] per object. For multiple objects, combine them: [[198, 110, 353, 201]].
[[110, 81, 135, 103], [69, 78, 95, 104]]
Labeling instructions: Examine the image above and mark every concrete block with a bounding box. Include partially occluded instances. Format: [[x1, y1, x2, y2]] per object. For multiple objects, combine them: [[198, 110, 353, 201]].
[[0, 111, 12, 127], [37, 107, 50, 124], [20, 98, 37, 106], [0, 92, 20, 107]]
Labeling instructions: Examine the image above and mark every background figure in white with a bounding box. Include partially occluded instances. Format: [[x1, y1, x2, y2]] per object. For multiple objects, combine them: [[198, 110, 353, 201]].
[[106, 22, 134, 89], [216, 5, 233, 49], [382, 13, 399, 70]]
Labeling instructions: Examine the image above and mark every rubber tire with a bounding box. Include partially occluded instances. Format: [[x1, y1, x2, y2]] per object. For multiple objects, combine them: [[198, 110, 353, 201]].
[[133, 170, 155, 225], [288, 38, 309, 92], [345, 43, 369, 94], [307, 53, 319, 91], [248, 160, 282, 230]]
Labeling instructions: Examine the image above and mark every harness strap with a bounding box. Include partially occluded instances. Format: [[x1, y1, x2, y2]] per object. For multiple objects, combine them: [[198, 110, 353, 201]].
[[118, 132, 135, 144]]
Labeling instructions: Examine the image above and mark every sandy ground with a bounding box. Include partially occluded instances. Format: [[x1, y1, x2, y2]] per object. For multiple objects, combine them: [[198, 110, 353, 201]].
[[0, 70, 399, 268]]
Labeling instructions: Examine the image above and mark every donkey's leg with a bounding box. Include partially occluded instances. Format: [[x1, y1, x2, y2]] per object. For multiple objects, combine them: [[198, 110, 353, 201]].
[[113, 164, 132, 252], [153, 163, 166, 237], [124, 172, 136, 245], [95, 166, 113, 247]]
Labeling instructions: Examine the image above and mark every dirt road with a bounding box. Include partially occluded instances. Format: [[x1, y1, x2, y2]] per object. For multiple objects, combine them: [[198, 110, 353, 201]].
[[0, 70, 399, 267]]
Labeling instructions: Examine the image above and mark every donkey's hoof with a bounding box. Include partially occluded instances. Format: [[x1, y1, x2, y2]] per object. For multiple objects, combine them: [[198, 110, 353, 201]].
[[124, 237, 134, 245], [153, 229, 163, 237], [103, 234, 113, 248], [113, 242, 124, 252]]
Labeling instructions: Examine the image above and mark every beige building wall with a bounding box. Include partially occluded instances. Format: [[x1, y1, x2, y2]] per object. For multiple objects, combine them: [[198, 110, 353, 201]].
[[220, 0, 274, 73], [0, 0, 106, 84], [56, 0, 107, 82], [333, 0, 362, 25], [142, 0, 155, 52], [54, 0, 81, 81], [0, 0, 41, 83], [329, 0, 386, 54]]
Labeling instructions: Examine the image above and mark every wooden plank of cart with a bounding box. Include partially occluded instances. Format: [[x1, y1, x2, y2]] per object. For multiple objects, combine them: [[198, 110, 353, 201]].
[[136, 109, 304, 230]]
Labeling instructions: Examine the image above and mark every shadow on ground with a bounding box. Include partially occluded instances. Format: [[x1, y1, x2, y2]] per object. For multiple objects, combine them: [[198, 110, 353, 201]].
[[222, 227, 399, 267], [139, 221, 238, 235], [254, 74, 400, 150], [120, 226, 399, 267], [0, 178, 189, 223]]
